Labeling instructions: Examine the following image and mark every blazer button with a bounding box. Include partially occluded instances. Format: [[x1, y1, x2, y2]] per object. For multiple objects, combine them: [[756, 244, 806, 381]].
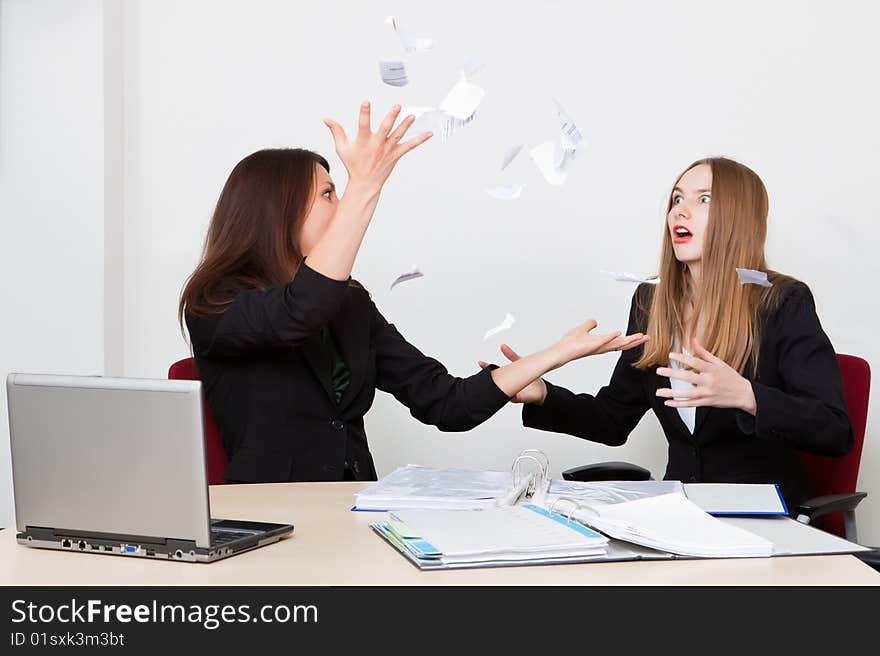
[[330, 419, 344, 431]]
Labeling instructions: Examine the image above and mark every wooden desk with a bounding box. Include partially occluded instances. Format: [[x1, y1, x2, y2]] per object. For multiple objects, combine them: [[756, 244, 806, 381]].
[[1, 482, 878, 585]]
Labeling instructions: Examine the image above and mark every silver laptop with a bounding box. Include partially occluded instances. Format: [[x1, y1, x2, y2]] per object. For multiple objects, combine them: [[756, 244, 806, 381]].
[[7, 373, 293, 562]]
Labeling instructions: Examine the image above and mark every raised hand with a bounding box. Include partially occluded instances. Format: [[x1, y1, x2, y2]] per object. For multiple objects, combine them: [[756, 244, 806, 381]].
[[323, 102, 432, 192], [655, 338, 757, 414]]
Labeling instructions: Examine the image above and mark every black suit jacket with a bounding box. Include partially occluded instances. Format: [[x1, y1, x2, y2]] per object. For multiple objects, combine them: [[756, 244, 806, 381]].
[[523, 281, 853, 510], [187, 263, 510, 483]]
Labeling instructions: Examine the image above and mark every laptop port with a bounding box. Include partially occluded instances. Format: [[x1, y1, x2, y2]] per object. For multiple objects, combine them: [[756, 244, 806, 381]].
[[145, 549, 155, 556], [121, 544, 139, 554], [77, 541, 87, 550], [174, 549, 183, 559], [90, 545, 100, 550], [61, 539, 72, 549], [102, 546, 112, 552]]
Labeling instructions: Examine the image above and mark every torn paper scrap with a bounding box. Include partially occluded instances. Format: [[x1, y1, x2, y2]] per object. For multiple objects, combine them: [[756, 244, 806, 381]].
[[553, 97, 584, 150], [379, 61, 408, 87], [405, 107, 475, 143], [391, 266, 424, 290], [529, 140, 568, 186], [485, 184, 525, 200], [735, 268, 773, 287], [500, 143, 523, 171], [483, 313, 515, 341], [385, 15, 435, 52], [462, 54, 487, 79], [601, 270, 661, 285], [438, 75, 486, 120]]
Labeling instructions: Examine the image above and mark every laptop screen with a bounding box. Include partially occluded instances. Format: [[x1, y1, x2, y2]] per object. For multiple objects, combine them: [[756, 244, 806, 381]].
[[7, 374, 212, 548]]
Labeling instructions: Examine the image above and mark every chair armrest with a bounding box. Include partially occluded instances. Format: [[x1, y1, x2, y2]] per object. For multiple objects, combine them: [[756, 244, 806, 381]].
[[561, 461, 652, 482], [795, 492, 867, 523], [856, 548, 880, 573]]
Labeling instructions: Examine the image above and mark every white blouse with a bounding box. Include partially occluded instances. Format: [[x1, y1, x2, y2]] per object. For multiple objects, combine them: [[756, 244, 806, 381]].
[[669, 344, 696, 433]]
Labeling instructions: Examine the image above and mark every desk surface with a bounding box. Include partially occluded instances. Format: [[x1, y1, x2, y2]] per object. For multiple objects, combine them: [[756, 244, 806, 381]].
[[2, 482, 878, 585]]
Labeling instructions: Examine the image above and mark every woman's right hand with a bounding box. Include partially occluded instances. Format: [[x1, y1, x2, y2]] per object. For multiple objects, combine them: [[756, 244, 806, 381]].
[[323, 102, 432, 193]]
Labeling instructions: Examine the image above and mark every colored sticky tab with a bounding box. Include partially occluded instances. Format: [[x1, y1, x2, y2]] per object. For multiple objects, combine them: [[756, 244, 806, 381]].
[[387, 519, 421, 539], [405, 539, 442, 557]]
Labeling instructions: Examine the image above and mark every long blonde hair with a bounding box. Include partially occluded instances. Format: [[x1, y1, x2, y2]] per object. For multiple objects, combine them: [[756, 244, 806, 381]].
[[635, 157, 795, 374]]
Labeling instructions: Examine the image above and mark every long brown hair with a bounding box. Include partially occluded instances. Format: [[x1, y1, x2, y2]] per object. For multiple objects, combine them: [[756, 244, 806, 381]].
[[178, 148, 329, 330], [635, 157, 796, 373]]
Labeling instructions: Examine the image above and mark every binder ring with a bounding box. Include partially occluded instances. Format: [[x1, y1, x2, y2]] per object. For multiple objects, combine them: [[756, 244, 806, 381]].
[[549, 497, 579, 522], [516, 449, 549, 479]]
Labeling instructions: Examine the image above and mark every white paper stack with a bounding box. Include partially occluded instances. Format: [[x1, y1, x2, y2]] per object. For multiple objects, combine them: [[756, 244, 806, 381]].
[[386, 504, 608, 566], [354, 465, 514, 511]]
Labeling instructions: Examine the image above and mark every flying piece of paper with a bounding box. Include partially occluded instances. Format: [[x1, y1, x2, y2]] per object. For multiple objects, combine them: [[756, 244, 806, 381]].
[[483, 312, 515, 341], [379, 61, 408, 87], [391, 266, 424, 290], [485, 184, 526, 200], [385, 16, 434, 52], [736, 268, 773, 287], [601, 270, 661, 285]]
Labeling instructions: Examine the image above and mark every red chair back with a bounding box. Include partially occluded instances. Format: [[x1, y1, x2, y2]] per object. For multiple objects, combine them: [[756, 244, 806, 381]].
[[798, 354, 870, 537], [168, 357, 229, 485]]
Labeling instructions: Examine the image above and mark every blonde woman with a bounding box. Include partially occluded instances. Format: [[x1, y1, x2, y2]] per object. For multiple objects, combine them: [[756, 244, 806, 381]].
[[498, 157, 853, 510]]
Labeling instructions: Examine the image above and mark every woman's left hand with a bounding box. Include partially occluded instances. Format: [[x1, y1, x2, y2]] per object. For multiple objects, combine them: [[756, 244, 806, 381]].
[[655, 339, 757, 415]]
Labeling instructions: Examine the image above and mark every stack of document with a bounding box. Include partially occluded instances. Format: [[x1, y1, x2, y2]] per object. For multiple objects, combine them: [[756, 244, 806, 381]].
[[354, 465, 514, 511], [562, 493, 775, 558], [373, 504, 609, 569], [546, 479, 685, 507]]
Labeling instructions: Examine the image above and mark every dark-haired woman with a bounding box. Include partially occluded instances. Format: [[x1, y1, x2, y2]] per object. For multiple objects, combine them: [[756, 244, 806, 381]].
[[180, 102, 648, 483]]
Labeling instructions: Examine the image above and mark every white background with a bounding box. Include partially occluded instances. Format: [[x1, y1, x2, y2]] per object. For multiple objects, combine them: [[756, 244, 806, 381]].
[[1, 0, 878, 544]]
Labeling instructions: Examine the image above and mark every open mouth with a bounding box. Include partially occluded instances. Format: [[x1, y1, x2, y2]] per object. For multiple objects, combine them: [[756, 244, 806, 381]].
[[672, 225, 693, 243]]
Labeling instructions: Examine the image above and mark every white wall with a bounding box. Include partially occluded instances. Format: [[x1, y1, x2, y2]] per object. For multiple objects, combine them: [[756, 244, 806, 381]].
[[0, 0, 114, 528], [2, 1, 878, 544]]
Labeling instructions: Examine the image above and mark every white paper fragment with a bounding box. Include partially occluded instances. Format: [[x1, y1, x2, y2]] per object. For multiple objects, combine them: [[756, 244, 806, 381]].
[[438, 75, 486, 120], [735, 268, 773, 287], [500, 143, 523, 171], [529, 140, 568, 185], [379, 61, 408, 87], [391, 266, 424, 290], [404, 107, 475, 143], [462, 54, 487, 79], [485, 184, 526, 200], [483, 312, 515, 341], [385, 15, 435, 52], [553, 97, 584, 150], [601, 270, 661, 285]]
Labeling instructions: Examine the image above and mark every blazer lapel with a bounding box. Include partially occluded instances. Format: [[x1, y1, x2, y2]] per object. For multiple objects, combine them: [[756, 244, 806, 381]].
[[301, 333, 335, 402], [654, 371, 693, 437]]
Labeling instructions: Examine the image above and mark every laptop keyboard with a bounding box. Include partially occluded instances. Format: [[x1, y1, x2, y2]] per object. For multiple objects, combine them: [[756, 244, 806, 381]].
[[210, 529, 255, 546]]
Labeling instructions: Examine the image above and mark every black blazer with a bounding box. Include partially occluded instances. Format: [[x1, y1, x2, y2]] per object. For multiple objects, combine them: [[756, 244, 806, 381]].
[[186, 263, 510, 483], [522, 281, 853, 510]]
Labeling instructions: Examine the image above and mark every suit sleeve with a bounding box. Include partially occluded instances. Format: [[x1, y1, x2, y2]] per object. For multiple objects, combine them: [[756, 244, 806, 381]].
[[188, 262, 350, 358], [521, 287, 651, 446], [371, 302, 511, 432], [735, 284, 854, 456]]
